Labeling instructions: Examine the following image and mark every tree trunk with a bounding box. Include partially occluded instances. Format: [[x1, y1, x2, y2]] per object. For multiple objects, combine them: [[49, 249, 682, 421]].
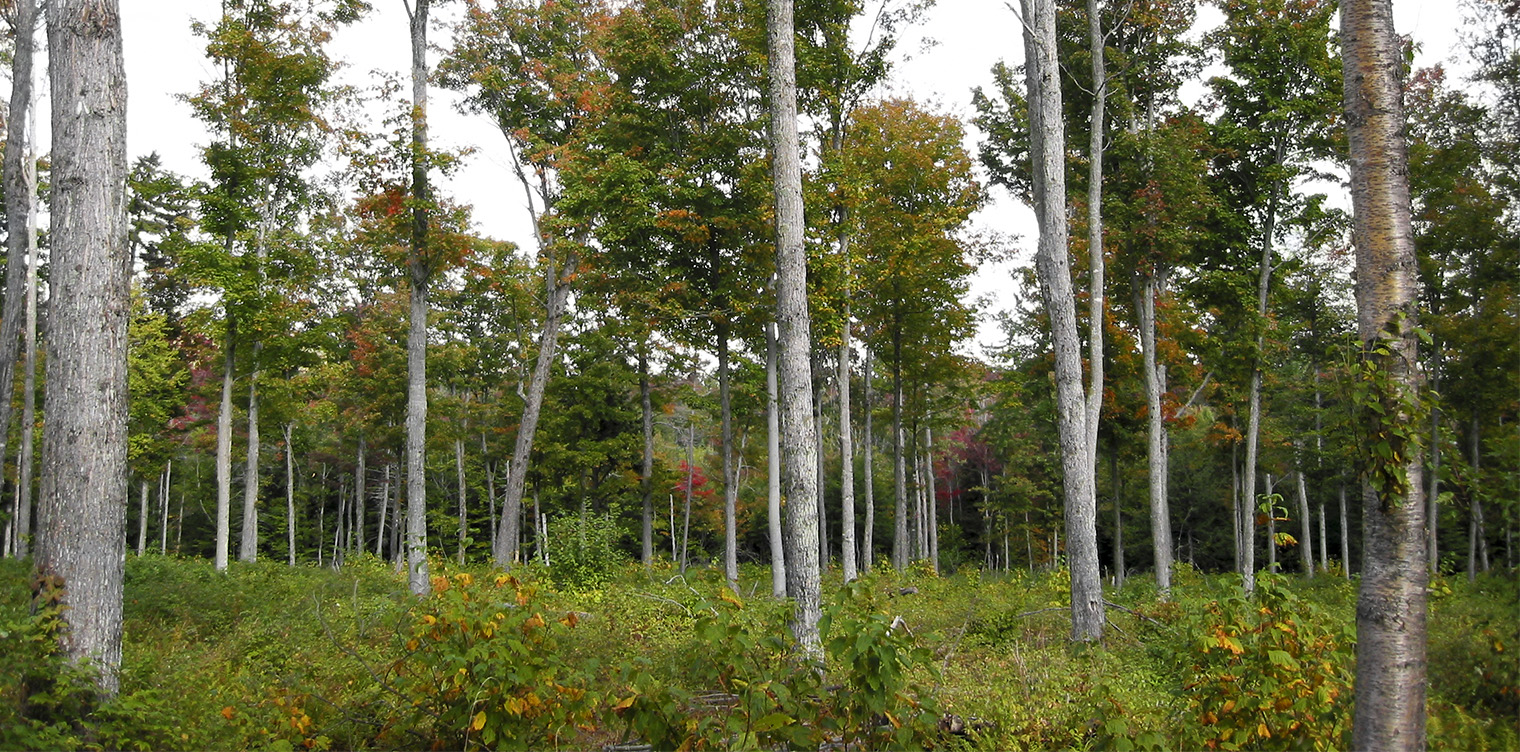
[[216, 330, 235, 571], [0, 0, 39, 548], [404, 0, 434, 597], [36, 0, 129, 693], [1428, 410, 1440, 575], [355, 434, 366, 554], [136, 480, 148, 556], [455, 437, 467, 563], [494, 253, 575, 567], [1023, 0, 1103, 641], [160, 462, 172, 555], [767, 322, 786, 596], [814, 354, 827, 569], [1467, 418, 1489, 578], [375, 462, 389, 559], [862, 346, 875, 572], [1296, 464, 1314, 578], [1242, 134, 1285, 594], [241, 366, 261, 563], [840, 300, 857, 582], [285, 424, 296, 565], [1343, 0, 1429, 743], [1083, 0, 1107, 497], [768, 0, 821, 656], [681, 421, 695, 573], [718, 323, 738, 587], [1139, 272, 1172, 594], [925, 426, 938, 574], [892, 331, 907, 571], [3, 0, 41, 559], [640, 345, 655, 569]]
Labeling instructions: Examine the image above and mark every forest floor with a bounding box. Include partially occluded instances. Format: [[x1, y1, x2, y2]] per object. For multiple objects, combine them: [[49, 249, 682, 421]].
[[0, 553, 1515, 750]]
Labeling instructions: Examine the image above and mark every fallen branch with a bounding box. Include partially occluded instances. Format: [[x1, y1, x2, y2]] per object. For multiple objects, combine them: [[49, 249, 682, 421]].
[[1103, 600, 1163, 627]]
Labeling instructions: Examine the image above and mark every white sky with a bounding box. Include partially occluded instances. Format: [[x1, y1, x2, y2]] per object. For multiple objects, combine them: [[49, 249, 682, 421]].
[[30, 1, 1476, 350]]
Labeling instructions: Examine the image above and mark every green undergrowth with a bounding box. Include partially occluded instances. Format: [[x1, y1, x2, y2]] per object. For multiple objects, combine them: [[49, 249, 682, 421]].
[[0, 555, 1515, 750]]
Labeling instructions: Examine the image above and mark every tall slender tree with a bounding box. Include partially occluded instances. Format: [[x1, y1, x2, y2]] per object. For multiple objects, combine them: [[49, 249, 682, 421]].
[[403, 0, 433, 596], [36, 0, 129, 694], [1021, 0, 1104, 641], [768, 0, 822, 654], [1342, 0, 1428, 745]]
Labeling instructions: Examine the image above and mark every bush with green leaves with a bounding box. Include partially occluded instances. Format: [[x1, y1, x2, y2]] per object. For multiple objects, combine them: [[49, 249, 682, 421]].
[[545, 512, 628, 591]]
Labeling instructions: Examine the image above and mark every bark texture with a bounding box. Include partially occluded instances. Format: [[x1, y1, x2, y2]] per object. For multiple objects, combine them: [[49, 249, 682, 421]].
[[1140, 273, 1172, 594], [766, 322, 787, 596], [1343, 0, 1428, 746], [767, 0, 821, 655], [0, 0, 39, 559], [37, 0, 129, 694], [1022, 0, 1104, 641], [405, 0, 432, 596]]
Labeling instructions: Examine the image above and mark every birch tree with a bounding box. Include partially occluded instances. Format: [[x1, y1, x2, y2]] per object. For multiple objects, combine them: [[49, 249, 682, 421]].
[[1342, 0, 1428, 744]]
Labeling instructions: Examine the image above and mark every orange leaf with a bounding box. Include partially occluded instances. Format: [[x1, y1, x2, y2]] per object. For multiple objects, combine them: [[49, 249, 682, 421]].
[[221, 706, 236, 720]]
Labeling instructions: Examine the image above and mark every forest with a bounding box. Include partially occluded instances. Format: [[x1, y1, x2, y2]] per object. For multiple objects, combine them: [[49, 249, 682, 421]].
[[0, 0, 1517, 749]]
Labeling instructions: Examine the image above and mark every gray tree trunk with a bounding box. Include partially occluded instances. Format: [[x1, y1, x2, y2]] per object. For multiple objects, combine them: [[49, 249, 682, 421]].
[[160, 462, 172, 555], [767, 322, 787, 596], [861, 346, 875, 571], [768, 0, 821, 656], [15, 161, 39, 559], [719, 325, 738, 587], [1242, 134, 1285, 594], [403, 0, 433, 596], [1343, 0, 1429, 743], [285, 423, 296, 565], [356, 434, 366, 553], [493, 253, 575, 567], [375, 461, 389, 558], [456, 437, 467, 563], [1139, 272, 1172, 594], [241, 369, 261, 562], [216, 331, 234, 571], [1022, 0, 1103, 641], [1083, 0, 1106, 494], [840, 300, 857, 582], [1428, 410, 1440, 575], [136, 480, 148, 556], [2, 0, 40, 560], [925, 426, 938, 573], [640, 346, 655, 569], [37, 0, 129, 693], [892, 336, 907, 570], [1339, 479, 1350, 576], [1467, 418, 1489, 579], [1296, 464, 1314, 578]]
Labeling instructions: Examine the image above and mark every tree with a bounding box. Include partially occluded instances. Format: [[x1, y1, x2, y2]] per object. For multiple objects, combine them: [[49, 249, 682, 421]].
[[1, 0, 40, 559], [403, 0, 433, 596], [1021, 0, 1104, 641], [1342, 0, 1428, 745], [768, 0, 822, 655], [35, 0, 129, 694]]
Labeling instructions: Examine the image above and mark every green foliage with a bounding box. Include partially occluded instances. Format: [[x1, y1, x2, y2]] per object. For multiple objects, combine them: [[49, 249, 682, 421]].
[[546, 513, 629, 591], [383, 570, 599, 750], [1154, 574, 1356, 750], [1345, 313, 1428, 503], [611, 581, 941, 750]]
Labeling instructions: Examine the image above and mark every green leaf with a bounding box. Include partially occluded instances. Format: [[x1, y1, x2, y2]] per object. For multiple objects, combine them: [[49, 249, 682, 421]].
[[753, 712, 794, 733]]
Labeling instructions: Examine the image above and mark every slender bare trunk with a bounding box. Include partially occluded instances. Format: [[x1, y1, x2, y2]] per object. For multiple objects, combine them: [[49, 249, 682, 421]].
[[719, 325, 738, 587], [1083, 0, 1106, 493], [456, 437, 466, 563], [241, 364, 261, 562], [1023, 0, 1103, 640], [840, 302, 857, 582], [1343, 0, 1429, 742], [136, 480, 148, 556], [892, 335, 907, 570], [375, 463, 389, 558], [216, 330, 235, 571], [15, 180, 39, 559], [285, 424, 296, 565], [640, 346, 654, 569], [0, 0, 39, 545], [925, 426, 938, 573], [1296, 463, 1314, 578], [1242, 135, 1285, 594], [862, 347, 875, 571], [681, 421, 694, 573], [1139, 272, 1172, 594], [767, 322, 786, 596], [160, 462, 171, 555], [356, 434, 366, 553], [768, 0, 821, 655], [494, 253, 575, 566], [403, 0, 434, 596]]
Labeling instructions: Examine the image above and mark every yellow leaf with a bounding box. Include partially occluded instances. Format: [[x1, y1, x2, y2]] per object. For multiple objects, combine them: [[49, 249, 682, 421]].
[[885, 711, 901, 729], [613, 694, 637, 711], [423, 614, 437, 625], [560, 611, 580, 628], [719, 587, 744, 609], [1257, 722, 1271, 739], [1222, 699, 1236, 713], [523, 613, 546, 632], [471, 711, 487, 731]]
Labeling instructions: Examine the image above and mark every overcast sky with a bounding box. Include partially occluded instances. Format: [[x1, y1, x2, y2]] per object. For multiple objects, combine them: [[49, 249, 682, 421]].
[[57, 1, 1473, 350]]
